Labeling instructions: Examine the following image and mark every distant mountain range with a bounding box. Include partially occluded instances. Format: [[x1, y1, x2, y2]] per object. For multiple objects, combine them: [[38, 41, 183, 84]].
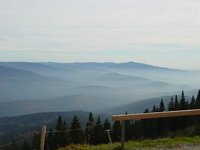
[[0, 65, 70, 101], [0, 61, 199, 117]]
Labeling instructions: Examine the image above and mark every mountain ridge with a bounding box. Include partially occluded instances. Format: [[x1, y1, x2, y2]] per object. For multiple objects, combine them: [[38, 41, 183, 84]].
[[0, 61, 199, 117]]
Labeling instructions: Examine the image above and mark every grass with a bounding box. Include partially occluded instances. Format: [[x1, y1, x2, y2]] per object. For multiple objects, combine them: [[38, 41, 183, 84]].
[[58, 136, 200, 150]]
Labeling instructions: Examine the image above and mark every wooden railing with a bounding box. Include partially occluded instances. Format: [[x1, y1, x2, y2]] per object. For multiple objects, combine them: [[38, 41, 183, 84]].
[[112, 109, 200, 150]]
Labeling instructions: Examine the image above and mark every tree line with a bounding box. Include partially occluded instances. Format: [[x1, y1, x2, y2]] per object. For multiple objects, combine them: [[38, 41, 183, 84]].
[[7, 113, 112, 150], [126, 90, 200, 141], [7, 89, 200, 150]]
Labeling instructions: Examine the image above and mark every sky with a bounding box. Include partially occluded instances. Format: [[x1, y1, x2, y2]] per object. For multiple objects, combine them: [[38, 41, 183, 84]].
[[0, 0, 199, 70]]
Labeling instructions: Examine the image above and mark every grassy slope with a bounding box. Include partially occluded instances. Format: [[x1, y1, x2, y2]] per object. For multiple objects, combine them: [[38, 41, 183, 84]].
[[58, 136, 200, 150]]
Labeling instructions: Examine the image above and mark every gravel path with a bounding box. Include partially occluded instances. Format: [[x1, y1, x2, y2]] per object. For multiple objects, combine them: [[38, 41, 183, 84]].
[[138, 145, 200, 150], [134, 144, 200, 150]]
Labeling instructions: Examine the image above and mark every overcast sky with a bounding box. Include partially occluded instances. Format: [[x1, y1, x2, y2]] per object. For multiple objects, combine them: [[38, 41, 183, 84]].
[[0, 0, 199, 69]]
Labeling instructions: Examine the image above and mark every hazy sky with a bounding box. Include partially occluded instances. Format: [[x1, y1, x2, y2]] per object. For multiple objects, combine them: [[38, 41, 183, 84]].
[[0, 0, 199, 69]]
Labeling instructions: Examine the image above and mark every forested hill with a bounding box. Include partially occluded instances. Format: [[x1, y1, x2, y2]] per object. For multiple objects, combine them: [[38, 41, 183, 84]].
[[1, 89, 200, 150], [0, 110, 110, 145], [107, 95, 193, 115]]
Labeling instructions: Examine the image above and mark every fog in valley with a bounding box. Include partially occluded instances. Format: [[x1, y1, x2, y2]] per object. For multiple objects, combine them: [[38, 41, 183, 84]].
[[0, 62, 199, 116]]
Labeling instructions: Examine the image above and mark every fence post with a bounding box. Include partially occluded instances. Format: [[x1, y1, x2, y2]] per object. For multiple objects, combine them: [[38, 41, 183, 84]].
[[40, 125, 46, 150], [106, 129, 112, 144], [121, 120, 125, 150]]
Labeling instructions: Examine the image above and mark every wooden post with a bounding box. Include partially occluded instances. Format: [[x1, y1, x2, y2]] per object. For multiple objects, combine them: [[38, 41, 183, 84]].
[[112, 109, 200, 121], [121, 120, 125, 150], [40, 125, 46, 150]]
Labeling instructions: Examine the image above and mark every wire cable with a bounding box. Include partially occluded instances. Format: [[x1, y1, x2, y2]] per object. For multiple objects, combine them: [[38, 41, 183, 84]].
[[0, 119, 113, 148]]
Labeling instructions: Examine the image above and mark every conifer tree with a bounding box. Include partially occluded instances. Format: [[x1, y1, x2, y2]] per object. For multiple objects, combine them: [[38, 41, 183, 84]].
[[132, 120, 144, 140], [152, 105, 159, 112], [55, 115, 64, 148], [142, 108, 154, 138], [9, 140, 18, 150], [159, 99, 165, 112], [149, 118, 157, 139], [88, 112, 94, 122], [180, 91, 187, 110], [22, 141, 30, 150], [166, 97, 176, 131], [144, 109, 150, 113], [196, 90, 200, 108], [125, 111, 131, 141], [70, 115, 84, 144], [191, 96, 196, 108], [56, 115, 63, 130], [174, 95, 179, 110], [157, 99, 167, 136], [92, 116, 103, 145], [47, 128, 56, 150], [31, 133, 40, 150], [62, 120, 71, 145], [195, 90, 200, 124], [168, 96, 175, 111], [112, 121, 121, 142], [85, 112, 94, 144], [188, 96, 196, 125], [55, 115, 71, 148], [103, 119, 111, 143], [172, 95, 182, 130], [103, 119, 111, 130], [179, 91, 189, 129]]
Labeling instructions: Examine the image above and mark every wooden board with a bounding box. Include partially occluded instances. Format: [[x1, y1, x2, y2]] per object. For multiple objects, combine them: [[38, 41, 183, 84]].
[[112, 109, 200, 121]]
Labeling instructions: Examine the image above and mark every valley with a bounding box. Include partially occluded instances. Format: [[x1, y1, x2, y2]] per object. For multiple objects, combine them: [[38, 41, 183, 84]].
[[0, 61, 199, 117]]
